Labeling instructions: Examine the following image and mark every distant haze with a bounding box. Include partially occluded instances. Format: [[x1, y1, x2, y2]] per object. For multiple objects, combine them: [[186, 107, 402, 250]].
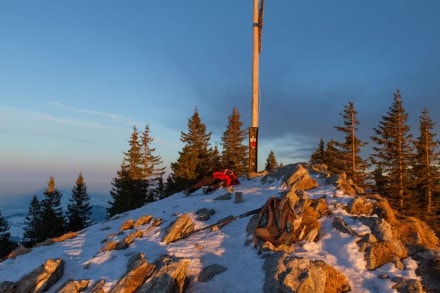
[[0, 179, 111, 205]]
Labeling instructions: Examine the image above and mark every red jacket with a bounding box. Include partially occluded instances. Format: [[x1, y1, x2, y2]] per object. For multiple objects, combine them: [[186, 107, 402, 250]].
[[212, 170, 240, 186]]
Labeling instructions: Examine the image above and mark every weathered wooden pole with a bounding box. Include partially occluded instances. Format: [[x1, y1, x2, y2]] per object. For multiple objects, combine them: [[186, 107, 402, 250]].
[[249, 0, 264, 174]]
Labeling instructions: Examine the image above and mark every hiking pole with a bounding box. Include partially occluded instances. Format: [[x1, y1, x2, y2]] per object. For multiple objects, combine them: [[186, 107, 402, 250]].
[[169, 207, 262, 243]]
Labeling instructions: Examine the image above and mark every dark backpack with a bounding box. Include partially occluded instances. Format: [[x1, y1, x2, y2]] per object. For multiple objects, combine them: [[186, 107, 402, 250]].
[[253, 196, 298, 247]]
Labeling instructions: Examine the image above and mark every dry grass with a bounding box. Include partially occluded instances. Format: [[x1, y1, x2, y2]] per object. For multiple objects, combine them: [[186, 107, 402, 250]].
[[348, 196, 373, 215], [53, 231, 78, 243], [315, 260, 350, 293], [294, 205, 321, 241], [366, 240, 407, 270], [394, 216, 440, 250], [371, 197, 397, 224]]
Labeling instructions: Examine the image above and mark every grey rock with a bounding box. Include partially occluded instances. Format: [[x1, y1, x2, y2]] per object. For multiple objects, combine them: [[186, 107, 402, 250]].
[[332, 216, 357, 236], [263, 253, 350, 293], [137, 255, 189, 293], [198, 264, 228, 282], [14, 258, 65, 293], [195, 208, 216, 221]]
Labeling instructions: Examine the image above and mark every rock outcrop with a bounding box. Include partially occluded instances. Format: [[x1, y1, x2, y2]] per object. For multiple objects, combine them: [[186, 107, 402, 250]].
[[4, 258, 65, 293], [198, 264, 228, 282], [326, 172, 364, 196], [137, 255, 189, 293], [263, 253, 350, 293], [161, 214, 195, 244], [283, 164, 319, 192]]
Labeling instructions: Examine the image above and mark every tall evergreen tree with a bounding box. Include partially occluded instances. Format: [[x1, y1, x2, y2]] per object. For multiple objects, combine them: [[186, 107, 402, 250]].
[[23, 195, 43, 246], [40, 176, 64, 239], [108, 168, 133, 218], [170, 108, 213, 190], [108, 127, 148, 218], [265, 150, 278, 172], [140, 125, 166, 202], [221, 107, 248, 175], [413, 108, 440, 220], [123, 126, 144, 181], [66, 173, 94, 232], [334, 101, 369, 185], [310, 138, 326, 164], [0, 209, 12, 258], [370, 90, 414, 210]]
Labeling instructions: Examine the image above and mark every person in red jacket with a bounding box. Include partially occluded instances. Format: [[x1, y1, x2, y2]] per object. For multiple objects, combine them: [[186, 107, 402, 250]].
[[183, 169, 240, 196]]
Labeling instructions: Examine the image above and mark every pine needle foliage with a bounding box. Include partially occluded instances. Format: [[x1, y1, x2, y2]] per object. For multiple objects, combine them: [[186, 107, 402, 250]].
[[333, 101, 369, 185], [23, 195, 43, 246], [0, 209, 12, 258], [171, 108, 213, 190], [66, 173, 94, 232], [40, 176, 65, 240], [141, 125, 166, 202], [108, 125, 165, 217], [310, 138, 326, 164], [265, 150, 278, 172], [413, 108, 440, 231], [370, 90, 414, 210], [221, 107, 248, 175], [324, 139, 345, 174]]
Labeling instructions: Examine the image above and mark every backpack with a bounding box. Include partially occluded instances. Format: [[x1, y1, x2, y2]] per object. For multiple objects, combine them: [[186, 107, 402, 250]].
[[253, 196, 299, 247]]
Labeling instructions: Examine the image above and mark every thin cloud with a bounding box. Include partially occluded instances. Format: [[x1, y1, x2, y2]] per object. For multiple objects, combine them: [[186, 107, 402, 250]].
[[32, 112, 105, 128], [50, 102, 136, 125]]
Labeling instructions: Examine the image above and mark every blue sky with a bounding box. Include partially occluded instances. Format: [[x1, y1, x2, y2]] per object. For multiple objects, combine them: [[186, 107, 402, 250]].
[[1, 0, 440, 197]]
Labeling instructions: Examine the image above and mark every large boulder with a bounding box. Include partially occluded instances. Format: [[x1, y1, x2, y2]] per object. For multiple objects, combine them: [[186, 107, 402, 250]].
[[364, 240, 408, 270], [284, 164, 319, 192], [161, 214, 195, 244], [357, 216, 394, 241], [326, 173, 364, 196], [13, 258, 65, 293], [263, 253, 350, 293], [110, 252, 156, 293], [56, 279, 89, 293], [137, 255, 189, 293], [260, 163, 318, 192]]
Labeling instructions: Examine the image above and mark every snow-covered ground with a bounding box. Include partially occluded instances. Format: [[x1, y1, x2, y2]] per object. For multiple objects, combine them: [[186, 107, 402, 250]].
[[0, 170, 421, 292]]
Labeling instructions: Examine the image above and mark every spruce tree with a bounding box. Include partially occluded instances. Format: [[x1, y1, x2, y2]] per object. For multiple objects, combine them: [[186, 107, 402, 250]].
[[40, 176, 65, 239], [140, 125, 165, 202], [108, 168, 133, 218], [0, 209, 12, 258], [221, 107, 248, 175], [324, 139, 344, 174], [66, 173, 94, 232], [310, 138, 326, 164], [370, 90, 414, 210], [23, 195, 43, 246], [413, 108, 440, 222], [334, 101, 369, 185], [108, 127, 148, 218], [123, 126, 144, 181], [171, 108, 213, 189], [265, 150, 278, 172]]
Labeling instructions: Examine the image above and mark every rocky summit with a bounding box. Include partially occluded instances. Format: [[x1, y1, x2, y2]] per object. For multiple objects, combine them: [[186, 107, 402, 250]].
[[0, 163, 439, 293]]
